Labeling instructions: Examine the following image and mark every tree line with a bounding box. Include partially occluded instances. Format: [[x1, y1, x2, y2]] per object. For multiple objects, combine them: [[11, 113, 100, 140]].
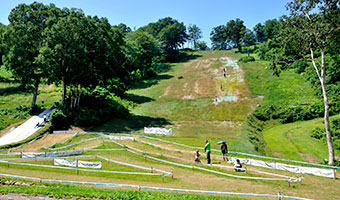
[[0, 2, 207, 127]]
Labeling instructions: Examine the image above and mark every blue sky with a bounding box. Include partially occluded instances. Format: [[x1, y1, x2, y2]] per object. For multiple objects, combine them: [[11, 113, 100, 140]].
[[0, 0, 290, 47]]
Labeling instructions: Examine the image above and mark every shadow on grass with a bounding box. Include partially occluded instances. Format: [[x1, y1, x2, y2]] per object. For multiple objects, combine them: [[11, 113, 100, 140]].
[[96, 115, 171, 133], [0, 85, 27, 96], [125, 93, 154, 104], [130, 74, 173, 90]]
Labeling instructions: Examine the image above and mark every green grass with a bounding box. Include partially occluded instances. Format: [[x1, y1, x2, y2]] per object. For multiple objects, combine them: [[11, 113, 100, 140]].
[[263, 114, 340, 162], [0, 178, 248, 200], [0, 82, 61, 132], [241, 60, 319, 107]]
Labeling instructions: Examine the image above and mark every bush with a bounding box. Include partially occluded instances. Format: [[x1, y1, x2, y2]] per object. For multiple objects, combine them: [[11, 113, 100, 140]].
[[310, 127, 325, 139], [50, 110, 71, 130], [279, 106, 313, 123], [239, 56, 255, 63]]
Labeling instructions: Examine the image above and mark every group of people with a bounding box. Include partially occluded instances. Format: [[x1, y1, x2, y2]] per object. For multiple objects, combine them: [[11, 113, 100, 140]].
[[35, 115, 49, 128], [194, 140, 243, 172]]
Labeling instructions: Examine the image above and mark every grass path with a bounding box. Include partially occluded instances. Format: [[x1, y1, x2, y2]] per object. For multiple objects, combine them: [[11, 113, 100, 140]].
[[264, 115, 340, 162]]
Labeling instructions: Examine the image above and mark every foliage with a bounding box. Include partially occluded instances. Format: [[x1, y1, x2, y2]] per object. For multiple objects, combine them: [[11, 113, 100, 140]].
[[187, 24, 202, 49], [242, 29, 256, 47], [239, 56, 255, 63], [210, 19, 246, 52], [125, 29, 161, 79], [2, 2, 61, 108], [195, 41, 208, 50], [253, 23, 265, 43], [141, 17, 187, 60], [50, 110, 70, 130], [310, 118, 340, 151]]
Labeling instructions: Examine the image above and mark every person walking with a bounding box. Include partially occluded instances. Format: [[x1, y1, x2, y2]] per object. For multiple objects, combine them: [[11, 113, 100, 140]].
[[194, 149, 201, 164], [221, 142, 229, 161], [204, 140, 211, 164]]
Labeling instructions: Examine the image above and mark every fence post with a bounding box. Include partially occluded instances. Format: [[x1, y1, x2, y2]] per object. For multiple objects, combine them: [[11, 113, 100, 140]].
[[76, 160, 79, 175], [151, 167, 153, 173], [333, 168, 336, 179]]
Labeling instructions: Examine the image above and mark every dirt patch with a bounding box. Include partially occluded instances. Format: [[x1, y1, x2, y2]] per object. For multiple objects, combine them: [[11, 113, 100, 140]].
[[15, 133, 74, 152], [298, 153, 320, 163], [40, 84, 56, 91]]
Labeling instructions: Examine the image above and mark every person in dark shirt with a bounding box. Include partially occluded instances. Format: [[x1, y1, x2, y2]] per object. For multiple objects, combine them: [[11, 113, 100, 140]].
[[221, 142, 229, 161]]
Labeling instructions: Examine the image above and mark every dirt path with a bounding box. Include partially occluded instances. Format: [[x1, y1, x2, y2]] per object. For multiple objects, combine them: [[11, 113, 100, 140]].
[[15, 133, 74, 152]]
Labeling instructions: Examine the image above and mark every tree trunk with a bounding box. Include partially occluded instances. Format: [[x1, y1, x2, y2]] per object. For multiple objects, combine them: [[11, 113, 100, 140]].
[[320, 49, 334, 165], [311, 48, 335, 165], [31, 79, 40, 109], [61, 78, 66, 106]]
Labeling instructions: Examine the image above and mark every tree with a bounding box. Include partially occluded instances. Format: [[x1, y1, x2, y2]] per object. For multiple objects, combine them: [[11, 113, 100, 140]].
[[2, 2, 59, 109], [242, 29, 256, 56], [114, 23, 131, 35], [264, 19, 280, 41], [242, 29, 256, 47], [141, 17, 187, 58], [253, 23, 266, 43], [0, 23, 6, 66], [38, 9, 128, 107], [195, 41, 208, 50], [187, 24, 202, 49], [225, 18, 246, 52], [125, 29, 160, 77], [210, 25, 228, 50], [284, 0, 340, 164], [211, 19, 246, 52]]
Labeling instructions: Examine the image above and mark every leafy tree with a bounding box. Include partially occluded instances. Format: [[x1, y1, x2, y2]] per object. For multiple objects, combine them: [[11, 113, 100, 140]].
[[38, 9, 128, 107], [242, 29, 256, 47], [283, 0, 340, 164], [187, 24, 202, 49], [114, 23, 131, 35], [0, 23, 6, 66], [225, 18, 246, 52], [210, 19, 246, 52], [264, 19, 280, 41], [141, 17, 187, 59], [253, 23, 266, 43], [125, 29, 160, 78], [195, 41, 208, 50], [210, 25, 228, 50], [2, 2, 59, 109]]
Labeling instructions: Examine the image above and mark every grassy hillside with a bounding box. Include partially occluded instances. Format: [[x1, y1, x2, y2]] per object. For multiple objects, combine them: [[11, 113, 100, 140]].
[[96, 49, 327, 161], [263, 114, 340, 162]]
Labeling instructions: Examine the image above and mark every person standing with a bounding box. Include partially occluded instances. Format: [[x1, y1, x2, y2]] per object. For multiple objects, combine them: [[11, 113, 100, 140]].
[[204, 140, 211, 164], [221, 142, 229, 161]]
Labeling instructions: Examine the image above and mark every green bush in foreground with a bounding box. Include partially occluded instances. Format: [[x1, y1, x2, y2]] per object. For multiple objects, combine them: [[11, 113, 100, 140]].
[[0, 179, 248, 200]]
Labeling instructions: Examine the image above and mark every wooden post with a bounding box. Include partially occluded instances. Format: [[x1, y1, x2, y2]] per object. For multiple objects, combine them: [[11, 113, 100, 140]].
[[333, 168, 336, 179], [151, 167, 153, 173], [76, 160, 79, 175], [288, 181, 290, 187]]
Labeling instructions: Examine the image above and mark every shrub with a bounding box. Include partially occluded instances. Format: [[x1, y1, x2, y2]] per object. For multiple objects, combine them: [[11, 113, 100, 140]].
[[310, 127, 325, 139], [50, 110, 71, 130], [239, 56, 255, 63]]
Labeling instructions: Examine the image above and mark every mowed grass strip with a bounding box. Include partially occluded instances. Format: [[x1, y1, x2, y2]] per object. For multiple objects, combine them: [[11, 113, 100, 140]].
[[0, 178, 249, 200], [263, 115, 340, 162]]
